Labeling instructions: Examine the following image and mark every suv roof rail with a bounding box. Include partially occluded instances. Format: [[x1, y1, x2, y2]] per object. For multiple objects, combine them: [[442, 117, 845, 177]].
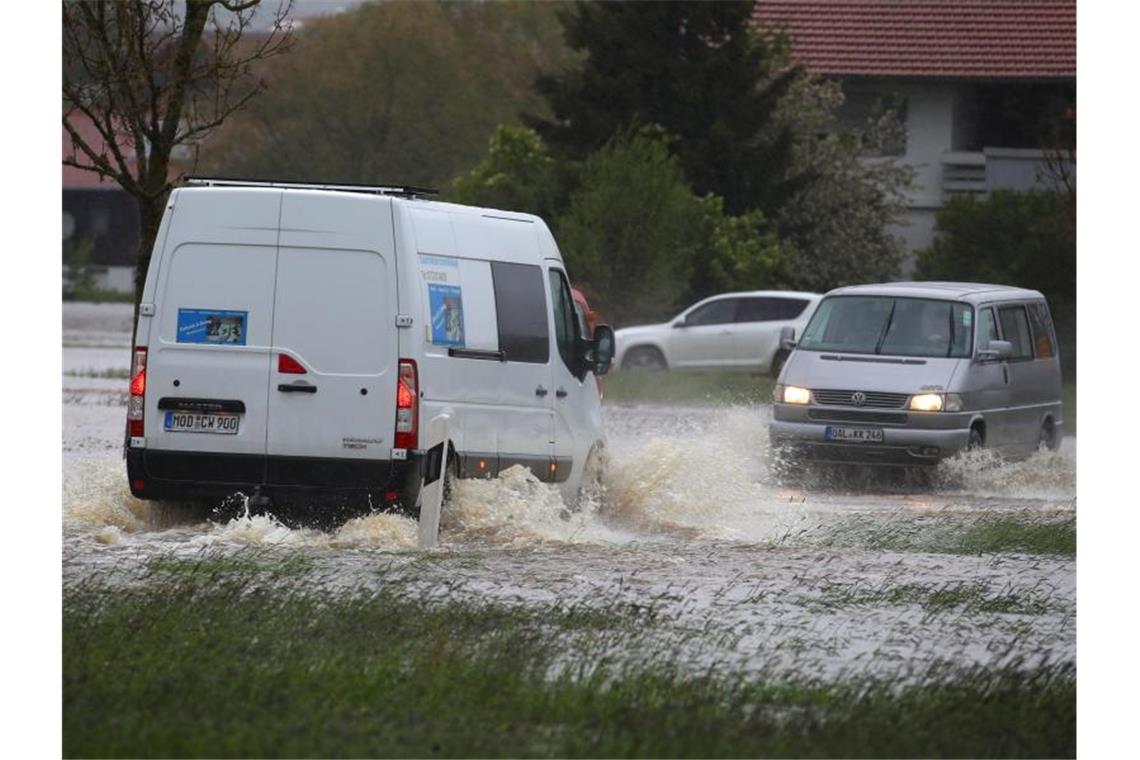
[[182, 176, 439, 198]]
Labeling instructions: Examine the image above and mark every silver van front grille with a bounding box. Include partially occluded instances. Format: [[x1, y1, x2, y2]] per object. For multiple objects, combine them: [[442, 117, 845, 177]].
[[811, 389, 909, 408], [808, 409, 909, 425]]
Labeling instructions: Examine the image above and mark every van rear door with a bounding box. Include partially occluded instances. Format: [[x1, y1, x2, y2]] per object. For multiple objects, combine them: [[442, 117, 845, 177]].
[[264, 192, 398, 486], [145, 189, 281, 483]]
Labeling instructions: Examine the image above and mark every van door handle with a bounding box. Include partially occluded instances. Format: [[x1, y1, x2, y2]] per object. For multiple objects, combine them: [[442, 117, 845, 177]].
[[556, 388, 568, 398], [535, 386, 548, 397], [278, 383, 317, 394]]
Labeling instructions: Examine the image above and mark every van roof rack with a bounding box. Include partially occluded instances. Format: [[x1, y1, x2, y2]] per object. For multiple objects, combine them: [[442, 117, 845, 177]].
[[183, 176, 439, 198]]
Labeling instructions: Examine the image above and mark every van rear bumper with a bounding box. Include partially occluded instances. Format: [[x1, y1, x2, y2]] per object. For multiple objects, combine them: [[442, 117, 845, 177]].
[[768, 420, 971, 465], [126, 448, 425, 508]]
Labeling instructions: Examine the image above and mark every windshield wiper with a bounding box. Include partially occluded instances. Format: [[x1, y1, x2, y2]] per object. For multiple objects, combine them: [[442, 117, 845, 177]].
[[873, 300, 897, 355]]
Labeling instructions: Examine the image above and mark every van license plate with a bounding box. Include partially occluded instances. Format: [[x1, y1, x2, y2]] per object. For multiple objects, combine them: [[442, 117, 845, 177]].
[[164, 411, 239, 435], [825, 426, 883, 443]]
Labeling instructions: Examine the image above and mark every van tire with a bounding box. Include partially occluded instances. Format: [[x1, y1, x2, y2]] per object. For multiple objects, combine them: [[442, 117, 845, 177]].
[[1038, 419, 1058, 452], [622, 346, 667, 372], [770, 350, 790, 378], [967, 426, 984, 451]]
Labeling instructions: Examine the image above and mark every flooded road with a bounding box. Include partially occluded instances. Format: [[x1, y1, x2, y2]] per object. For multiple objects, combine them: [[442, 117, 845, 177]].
[[63, 302, 1076, 683]]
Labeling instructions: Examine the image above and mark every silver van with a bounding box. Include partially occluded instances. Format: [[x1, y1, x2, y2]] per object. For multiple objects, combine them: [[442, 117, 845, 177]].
[[769, 282, 1064, 465]]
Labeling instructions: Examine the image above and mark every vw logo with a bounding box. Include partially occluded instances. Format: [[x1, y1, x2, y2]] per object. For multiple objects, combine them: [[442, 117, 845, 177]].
[[851, 391, 866, 406]]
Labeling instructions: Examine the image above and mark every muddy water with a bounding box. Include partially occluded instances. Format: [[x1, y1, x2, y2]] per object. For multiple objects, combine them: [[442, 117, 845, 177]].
[[62, 303, 1076, 682]]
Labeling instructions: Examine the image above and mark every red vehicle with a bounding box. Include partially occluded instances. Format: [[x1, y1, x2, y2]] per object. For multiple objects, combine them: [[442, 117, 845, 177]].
[[571, 286, 603, 395]]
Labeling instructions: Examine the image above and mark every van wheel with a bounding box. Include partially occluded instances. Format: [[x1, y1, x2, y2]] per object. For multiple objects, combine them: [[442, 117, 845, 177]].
[[967, 427, 984, 451], [622, 346, 666, 372], [770, 350, 790, 378], [1038, 420, 1058, 452]]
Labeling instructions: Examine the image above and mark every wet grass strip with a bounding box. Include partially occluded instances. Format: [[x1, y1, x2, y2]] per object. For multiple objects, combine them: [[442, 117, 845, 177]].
[[952, 518, 1076, 557], [64, 574, 1074, 758], [603, 371, 775, 405]]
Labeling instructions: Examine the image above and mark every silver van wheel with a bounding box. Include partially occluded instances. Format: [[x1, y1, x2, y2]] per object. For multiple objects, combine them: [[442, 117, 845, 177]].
[[1038, 421, 1057, 452], [967, 427, 984, 451]]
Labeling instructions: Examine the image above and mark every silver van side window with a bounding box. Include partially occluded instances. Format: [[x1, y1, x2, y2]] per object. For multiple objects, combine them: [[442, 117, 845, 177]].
[[1026, 302, 1057, 358], [997, 305, 1034, 361], [978, 307, 998, 349]]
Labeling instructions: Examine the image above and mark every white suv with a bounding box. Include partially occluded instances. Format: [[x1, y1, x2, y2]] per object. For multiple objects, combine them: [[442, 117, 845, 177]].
[[614, 291, 820, 376]]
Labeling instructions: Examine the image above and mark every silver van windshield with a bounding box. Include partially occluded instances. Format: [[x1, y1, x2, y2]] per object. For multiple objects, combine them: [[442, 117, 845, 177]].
[[799, 296, 974, 358]]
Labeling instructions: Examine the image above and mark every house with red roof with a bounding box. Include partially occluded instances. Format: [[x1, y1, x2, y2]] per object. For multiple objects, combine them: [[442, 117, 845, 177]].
[[753, 0, 1075, 268]]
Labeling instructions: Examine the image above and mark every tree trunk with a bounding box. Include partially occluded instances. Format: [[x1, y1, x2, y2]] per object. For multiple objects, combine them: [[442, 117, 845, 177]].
[[133, 192, 169, 323]]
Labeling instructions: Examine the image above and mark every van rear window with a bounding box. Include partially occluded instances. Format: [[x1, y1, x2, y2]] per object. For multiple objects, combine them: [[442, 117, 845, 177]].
[[490, 262, 549, 364]]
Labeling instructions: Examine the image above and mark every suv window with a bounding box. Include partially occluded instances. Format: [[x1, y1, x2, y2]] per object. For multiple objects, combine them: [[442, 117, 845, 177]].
[[490, 261, 549, 364], [1026, 301, 1057, 358], [686, 298, 738, 326], [548, 268, 581, 377], [997, 305, 1034, 361], [737, 297, 810, 322]]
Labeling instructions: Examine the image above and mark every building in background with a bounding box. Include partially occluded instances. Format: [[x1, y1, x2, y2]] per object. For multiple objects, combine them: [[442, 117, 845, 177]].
[[63, 113, 141, 295], [753, 0, 1076, 270]]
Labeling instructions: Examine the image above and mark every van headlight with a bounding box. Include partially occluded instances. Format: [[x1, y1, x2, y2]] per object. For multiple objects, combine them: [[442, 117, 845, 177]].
[[908, 393, 963, 412], [775, 384, 811, 405]]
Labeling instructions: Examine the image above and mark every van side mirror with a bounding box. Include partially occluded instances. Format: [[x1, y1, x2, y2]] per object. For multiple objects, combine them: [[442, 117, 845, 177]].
[[779, 325, 797, 349], [977, 339, 1013, 362], [672, 317, 688, 329], [587, 324, 615, 375]]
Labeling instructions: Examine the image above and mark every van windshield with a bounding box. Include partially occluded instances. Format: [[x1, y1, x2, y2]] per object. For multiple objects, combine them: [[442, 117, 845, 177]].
[[798, 296, 974, 358]]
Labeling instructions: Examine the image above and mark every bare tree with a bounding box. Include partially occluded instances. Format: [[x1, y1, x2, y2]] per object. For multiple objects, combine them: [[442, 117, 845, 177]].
[[62, 0, 293, 305]]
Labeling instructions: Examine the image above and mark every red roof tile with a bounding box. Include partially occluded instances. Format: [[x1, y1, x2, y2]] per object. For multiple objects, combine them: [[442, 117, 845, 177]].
[[752, 1, 1075, 79]]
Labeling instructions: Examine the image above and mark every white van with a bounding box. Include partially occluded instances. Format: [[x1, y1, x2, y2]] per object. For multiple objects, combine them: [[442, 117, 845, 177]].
[[125, 179, 615, 513]]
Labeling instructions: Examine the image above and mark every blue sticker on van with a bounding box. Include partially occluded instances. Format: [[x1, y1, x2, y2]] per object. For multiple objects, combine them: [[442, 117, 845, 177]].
[[428, 284, 465, 347], [177, 309, 248, 345]]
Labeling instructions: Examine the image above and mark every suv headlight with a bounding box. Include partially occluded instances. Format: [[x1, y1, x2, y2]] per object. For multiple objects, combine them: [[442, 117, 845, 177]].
[[775, 384, 811, 405], [908, 393, 963, 412]]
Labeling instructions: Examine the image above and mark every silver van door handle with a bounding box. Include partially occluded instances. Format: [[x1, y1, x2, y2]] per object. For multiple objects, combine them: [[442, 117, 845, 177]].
[[535, 386, 548, 397], [556, 388, 568, 398]]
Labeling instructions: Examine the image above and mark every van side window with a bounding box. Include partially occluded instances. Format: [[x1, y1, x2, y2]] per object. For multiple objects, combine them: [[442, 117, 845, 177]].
[[548, 268, 582, 377], [978, 307, 998, 349], [1026, 301, 1057, 358], [997, 305, 1033, 361], [490, 261, 549, 363]]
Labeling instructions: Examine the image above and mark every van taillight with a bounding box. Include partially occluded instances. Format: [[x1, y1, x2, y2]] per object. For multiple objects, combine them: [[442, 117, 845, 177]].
[[128, 347, 147, 437], [394, 359, 418, 450]]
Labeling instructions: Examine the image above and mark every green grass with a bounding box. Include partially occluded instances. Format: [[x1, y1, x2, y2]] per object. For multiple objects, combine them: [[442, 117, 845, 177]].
[[604, 370, 775, 405], [63, 288, 135, 303], [64, 570, 1075, 758], [952, 518, 1076, 557], [816, 580, 1055, 616]]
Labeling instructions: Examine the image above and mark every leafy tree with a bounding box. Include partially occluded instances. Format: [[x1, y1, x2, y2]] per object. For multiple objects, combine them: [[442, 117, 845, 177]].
[[450, 125, 568, 223], [915, 190, 1075, 310], [688, 196, 792, 304], [529, 0, 804, 216], [202, 1, 572, 189], [767, 75, 911, 291], [555, 128, 705, 324], [62, 0, 294, 306]]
